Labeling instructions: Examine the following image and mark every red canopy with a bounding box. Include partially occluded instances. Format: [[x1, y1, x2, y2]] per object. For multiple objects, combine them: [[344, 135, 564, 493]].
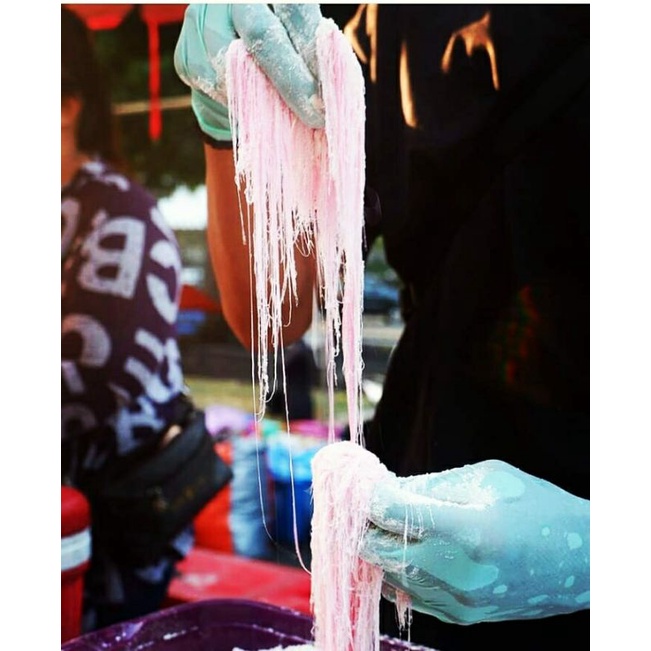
[[65, 4, 187, 32], [65, 4, 133, 30], [64, 4, 188, 140]]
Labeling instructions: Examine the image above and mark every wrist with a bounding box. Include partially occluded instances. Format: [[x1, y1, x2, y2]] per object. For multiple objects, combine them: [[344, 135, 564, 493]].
[[197, 122, 232, 150], [191, 89, 232, 142]]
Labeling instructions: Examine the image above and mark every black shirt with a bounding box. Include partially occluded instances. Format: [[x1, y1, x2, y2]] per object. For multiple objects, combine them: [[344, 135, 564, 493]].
[[349, 5, 589, 649]]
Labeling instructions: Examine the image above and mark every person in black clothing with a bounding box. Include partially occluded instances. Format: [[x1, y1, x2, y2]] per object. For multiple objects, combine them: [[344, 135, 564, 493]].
[[345, 6, 589, 647], [174, 4, 589, 650]]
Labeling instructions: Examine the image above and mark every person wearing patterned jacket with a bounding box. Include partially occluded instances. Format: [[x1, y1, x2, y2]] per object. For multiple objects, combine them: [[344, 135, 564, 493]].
[[61, 6, 190, 631]]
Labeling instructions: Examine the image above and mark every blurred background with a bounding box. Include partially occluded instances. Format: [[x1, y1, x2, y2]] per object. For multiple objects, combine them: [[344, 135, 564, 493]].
[[63, 4, 405, 579], [65, 3, 404, 422]]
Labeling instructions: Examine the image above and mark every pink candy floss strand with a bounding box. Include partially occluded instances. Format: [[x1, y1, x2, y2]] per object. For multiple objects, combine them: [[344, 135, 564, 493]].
[[226, 19, 365, 445], [225, 18, 410, 651]]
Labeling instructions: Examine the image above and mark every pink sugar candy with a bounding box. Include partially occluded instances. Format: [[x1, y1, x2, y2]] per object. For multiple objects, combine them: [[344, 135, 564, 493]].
[[310, 441, 390, 651], [225, 18, 411, 651], [226, 19, 366, 445]]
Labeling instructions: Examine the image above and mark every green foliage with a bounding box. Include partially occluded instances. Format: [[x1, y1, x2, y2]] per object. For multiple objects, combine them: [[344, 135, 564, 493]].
[[118, 110, 205, 197], [93, 9, 205, 198], [85, 5, 360, 199], [86, 5, 361, 198], [365, 237, 401, 286]]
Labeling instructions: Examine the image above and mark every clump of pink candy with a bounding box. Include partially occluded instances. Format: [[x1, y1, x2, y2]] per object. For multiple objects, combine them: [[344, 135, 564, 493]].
[[226, 18, 365, 446]]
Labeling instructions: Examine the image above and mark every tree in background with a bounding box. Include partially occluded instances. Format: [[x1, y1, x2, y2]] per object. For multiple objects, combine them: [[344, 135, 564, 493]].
[[92, 9, 204, 197], [90, 5, 358, 199]]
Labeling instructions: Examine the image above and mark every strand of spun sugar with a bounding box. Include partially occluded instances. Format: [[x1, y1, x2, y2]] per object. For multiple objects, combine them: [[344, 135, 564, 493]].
[[227, 40, 324, 419], [225, 18, 401, 651], [226, 19, 365, 444], [227, 42, 321, 564], [311, 442, 403, 651], [316, 20, 366, 444]]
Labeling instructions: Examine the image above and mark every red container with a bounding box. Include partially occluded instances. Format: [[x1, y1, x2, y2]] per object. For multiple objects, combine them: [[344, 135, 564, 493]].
[[61, 487, 91, 643], [166, 547, 312, 615], [193, 441, 235, 553]]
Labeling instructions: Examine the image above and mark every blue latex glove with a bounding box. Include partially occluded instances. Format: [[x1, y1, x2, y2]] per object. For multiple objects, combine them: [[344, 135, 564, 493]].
[[359, 460, 590, 625], [174, 4, 325, 141]]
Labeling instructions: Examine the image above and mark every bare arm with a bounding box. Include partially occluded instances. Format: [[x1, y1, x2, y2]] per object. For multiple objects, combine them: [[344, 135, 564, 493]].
[[204, 145, 317, 350]]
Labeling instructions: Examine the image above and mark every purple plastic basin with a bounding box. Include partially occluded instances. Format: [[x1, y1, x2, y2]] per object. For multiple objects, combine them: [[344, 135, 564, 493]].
[[62, 599, 435, 650]]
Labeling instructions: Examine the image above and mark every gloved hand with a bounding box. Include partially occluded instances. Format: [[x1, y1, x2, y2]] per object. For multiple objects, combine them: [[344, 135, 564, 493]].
[[359, 460, 590, 625], [174, 4, 325, 142]]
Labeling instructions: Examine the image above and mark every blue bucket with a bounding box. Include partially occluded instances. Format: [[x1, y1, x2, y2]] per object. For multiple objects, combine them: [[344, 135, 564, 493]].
[[272, 477, 313, 545], [265, 434, 323, 545]]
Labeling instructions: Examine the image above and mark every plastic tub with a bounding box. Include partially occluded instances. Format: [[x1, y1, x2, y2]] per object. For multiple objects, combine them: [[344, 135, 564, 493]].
[[271, 477, 313, 545], [165, 548, 311, 615], [61, 486, 91, 644], [61, 599, 436, 650], [266, 434, 324, 545], [229, 434, 273, 559]]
